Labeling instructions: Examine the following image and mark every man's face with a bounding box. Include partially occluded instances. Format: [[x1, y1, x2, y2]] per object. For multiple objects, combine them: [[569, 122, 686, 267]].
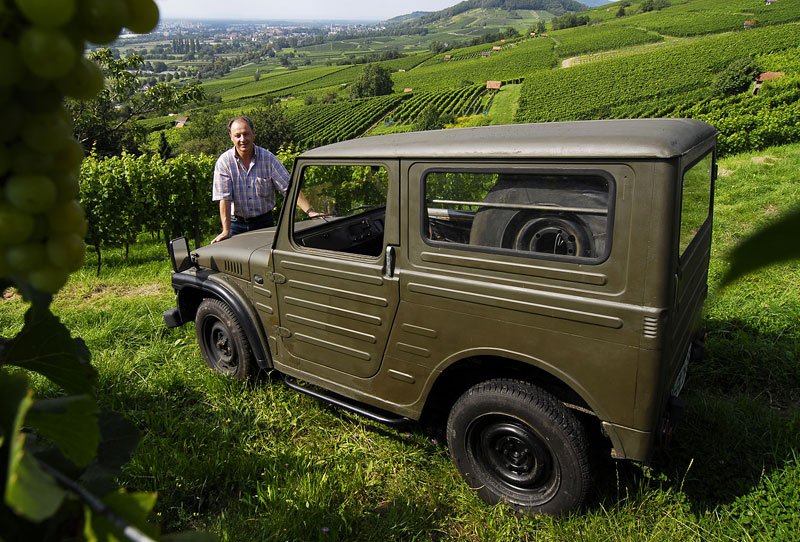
[[229, 120, 254, 157]]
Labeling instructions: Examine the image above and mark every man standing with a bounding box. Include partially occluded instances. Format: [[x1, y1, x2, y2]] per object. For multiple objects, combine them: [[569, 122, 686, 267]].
[[212, 116, 316, 243]]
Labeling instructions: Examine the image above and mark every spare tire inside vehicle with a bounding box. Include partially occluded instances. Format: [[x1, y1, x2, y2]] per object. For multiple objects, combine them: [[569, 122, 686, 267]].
[[469, 174, 609, 258]]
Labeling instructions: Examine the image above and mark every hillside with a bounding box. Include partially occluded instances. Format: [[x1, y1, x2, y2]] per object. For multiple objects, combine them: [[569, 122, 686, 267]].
[[147, 0, 800, 158], [384, 11, 432, 25], [399, 0, 586, 25]]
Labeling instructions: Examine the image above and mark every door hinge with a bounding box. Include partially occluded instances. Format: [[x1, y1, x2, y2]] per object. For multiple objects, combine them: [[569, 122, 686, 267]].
[[269, 272, 287, 284]]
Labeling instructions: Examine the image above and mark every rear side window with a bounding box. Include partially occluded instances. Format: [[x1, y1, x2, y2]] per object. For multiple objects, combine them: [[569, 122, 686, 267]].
[[423, 171, 612, 262], [679, 152, 714, 255]]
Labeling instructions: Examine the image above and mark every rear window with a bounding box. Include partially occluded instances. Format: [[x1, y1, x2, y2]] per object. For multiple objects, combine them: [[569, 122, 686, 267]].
[[679, 152, 714, 255], [423, 170, 612, 262]]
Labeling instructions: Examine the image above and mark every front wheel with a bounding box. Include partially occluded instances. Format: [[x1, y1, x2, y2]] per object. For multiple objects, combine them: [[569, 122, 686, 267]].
[[195, 298, 254, 380], [447, 379, 591, 515]]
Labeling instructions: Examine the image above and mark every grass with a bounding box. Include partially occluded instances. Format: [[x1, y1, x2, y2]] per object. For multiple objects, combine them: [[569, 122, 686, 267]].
[[2, 143, 800, 540], [487, 84, 522, 125]]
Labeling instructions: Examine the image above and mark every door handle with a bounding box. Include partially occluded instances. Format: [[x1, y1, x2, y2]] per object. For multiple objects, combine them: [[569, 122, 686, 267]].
[[385, 246, 396, 278]]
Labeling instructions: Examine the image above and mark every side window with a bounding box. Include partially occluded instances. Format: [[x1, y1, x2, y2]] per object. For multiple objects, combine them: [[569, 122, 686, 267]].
[[424, 171, 611, 261], [292, 164, 389, 257], [679, 153, 714, 255]]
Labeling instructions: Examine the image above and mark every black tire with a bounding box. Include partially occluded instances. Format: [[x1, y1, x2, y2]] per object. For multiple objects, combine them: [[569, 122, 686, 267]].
[[469, 176, 607, 257], [447, 379, 592, 516], [477, 212, 593, 256], [195, 298, 254, 380]]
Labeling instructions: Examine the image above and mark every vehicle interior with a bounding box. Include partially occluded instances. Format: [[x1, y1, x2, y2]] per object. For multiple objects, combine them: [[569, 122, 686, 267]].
[[294, 206, 386, 257]]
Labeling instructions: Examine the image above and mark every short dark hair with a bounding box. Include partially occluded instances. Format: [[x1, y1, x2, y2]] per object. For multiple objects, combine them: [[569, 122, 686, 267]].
[[227, 116, 254, 133]]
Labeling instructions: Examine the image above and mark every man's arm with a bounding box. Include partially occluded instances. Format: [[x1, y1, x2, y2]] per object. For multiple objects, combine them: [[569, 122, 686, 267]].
[[212, 200, 232, 243], [297, 191, 320, 218], [212, 152, 233, 243], [268, 151, 320, 218]]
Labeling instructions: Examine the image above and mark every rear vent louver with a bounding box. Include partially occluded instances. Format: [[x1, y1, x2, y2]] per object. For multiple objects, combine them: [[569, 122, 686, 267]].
[[224, 260, 243, 276], [643, 316, 659, 339]]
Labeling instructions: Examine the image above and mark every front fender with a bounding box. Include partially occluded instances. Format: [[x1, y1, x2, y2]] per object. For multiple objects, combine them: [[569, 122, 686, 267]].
[[170, 269, 273, 370]]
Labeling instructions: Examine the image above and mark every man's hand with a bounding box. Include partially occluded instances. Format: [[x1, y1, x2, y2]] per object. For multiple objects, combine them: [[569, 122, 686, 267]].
[[211, 231, 230, 244]]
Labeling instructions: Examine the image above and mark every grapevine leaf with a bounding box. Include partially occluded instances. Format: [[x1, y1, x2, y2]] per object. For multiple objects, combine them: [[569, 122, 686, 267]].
[[84, 490, 159, 542], [1, 373, 66, 522], [4, 304, 96, 395], [26, 395, 100, 468], [720, 207, 800, 286], [80, 412, 140, 497]]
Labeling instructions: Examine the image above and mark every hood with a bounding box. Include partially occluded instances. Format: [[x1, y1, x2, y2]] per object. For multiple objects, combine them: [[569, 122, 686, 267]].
[[193, 228, 276, 280]]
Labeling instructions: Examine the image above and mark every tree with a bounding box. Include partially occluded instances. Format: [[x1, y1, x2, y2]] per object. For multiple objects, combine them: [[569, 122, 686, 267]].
[[176, 111, 229, 156], [712, 57, 761, 96], [413, 104, 450, 131], [551, 13, 590, 30], [640, 0, 671, 12], [350, 64, 394, 99], [66, 48, 205, 157], [250, 103, 295, 153], [158, 131, 173, 159]]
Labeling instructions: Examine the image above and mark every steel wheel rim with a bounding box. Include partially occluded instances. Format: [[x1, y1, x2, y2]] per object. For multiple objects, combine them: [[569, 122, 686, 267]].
[[205, 319, 237, 373], [467, 414, 560, 498], [512, 218, 580, 255]]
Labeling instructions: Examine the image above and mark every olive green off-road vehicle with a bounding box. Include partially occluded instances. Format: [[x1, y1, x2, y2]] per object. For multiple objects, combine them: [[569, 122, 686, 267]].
[[165, 119, 717, 515]]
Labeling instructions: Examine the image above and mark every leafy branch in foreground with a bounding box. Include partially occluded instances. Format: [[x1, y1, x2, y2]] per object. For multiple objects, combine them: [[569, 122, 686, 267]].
[[720, 206, 800, 287], [1, 0, 211, 539]]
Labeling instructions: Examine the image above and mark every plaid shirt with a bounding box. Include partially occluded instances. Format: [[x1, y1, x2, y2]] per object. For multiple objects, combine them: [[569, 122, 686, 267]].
[[212, 145, 290, 218]]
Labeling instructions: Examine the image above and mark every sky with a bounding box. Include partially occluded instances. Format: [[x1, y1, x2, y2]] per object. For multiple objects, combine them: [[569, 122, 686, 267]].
[[153, 1, 463, 21]]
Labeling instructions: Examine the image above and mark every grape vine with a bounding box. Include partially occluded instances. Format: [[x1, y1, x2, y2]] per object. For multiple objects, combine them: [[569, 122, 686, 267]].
[[0, 1, 207, 540]]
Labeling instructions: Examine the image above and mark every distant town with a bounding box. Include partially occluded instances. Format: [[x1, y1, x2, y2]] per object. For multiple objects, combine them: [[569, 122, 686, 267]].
[[118, 18, 393, 48]]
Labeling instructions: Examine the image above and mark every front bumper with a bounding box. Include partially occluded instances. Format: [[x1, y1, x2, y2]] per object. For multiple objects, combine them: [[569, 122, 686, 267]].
[[163, 307, 184, 328]]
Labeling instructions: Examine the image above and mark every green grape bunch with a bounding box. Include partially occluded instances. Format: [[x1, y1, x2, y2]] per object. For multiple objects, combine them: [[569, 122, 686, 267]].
[[0, 0, 159, 294]]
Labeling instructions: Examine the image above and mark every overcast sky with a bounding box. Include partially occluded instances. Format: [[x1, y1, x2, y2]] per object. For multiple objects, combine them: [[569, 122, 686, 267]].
[[154, 1, 462, 21]]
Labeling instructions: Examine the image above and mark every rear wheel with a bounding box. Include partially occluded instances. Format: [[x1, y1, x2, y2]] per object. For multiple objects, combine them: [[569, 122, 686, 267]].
[[195, 298, 254, 380], [447, 379, 591, 516]]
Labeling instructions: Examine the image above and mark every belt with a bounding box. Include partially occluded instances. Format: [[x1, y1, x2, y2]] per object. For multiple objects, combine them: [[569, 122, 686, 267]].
[[233, 212, 271, 223]]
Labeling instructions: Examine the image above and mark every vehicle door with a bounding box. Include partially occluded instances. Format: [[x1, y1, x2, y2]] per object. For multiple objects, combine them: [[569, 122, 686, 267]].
[[271, 160, 400, 382], [665, 148, 716, 395]]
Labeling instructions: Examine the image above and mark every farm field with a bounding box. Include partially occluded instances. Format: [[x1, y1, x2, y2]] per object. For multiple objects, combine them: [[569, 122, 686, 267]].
[[139, 0, 796, 157], [514, 24, 800, 123], [4, 142, 799, 541], [604, 0, 800, 37], [6, 0, 800, 538]]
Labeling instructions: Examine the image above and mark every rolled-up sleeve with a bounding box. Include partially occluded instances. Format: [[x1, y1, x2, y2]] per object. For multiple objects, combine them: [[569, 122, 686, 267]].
[[212, 153, 232, 201]]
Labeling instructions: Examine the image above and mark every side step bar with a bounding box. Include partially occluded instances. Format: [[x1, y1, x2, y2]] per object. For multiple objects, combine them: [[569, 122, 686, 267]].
[[282, 376, 411, 427]]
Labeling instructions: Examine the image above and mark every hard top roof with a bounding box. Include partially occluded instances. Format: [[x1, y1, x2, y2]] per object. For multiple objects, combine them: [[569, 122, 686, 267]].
[[299, 118, 717, 161]]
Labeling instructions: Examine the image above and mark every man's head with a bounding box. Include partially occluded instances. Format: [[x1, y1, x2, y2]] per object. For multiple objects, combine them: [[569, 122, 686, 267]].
[[228, 116, 255, 158]]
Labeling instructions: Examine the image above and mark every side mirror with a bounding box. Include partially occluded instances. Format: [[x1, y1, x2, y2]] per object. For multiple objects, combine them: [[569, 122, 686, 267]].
[[168, 237, 194, 272]]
